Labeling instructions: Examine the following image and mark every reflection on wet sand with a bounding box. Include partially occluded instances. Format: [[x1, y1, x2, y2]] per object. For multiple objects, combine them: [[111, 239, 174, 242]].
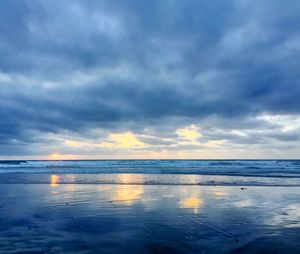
[[179, 186, 203, 213], [111, 174, 144, 205], [211, 187, 227, 199], [180, 197, 203, 213], [1, 184, 300, 253], [268, 204, 300, 228], [50, 175, 59, 187]]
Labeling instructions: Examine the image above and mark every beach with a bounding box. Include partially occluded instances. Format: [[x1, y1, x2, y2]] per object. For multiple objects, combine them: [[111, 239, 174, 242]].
[[1, 0, 299, 252], [1, 178, 300, 253]]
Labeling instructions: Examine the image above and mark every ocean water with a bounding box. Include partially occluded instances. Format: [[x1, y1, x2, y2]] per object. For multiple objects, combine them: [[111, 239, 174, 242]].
[[1, 160, 300, 186], [1, 162, 300, 253]]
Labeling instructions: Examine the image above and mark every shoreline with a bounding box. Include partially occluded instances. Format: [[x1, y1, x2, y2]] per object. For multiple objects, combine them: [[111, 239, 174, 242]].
[[1, 173, 300, 187]]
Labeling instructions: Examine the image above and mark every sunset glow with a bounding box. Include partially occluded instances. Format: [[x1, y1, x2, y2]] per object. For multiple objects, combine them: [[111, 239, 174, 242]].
[[49, 153, 62, 160], [50, 175, 59, 187]]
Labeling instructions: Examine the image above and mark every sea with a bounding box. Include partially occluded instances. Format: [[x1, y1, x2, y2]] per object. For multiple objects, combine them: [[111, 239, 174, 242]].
[[1, 160, 300, 253], [1, 160, 300, 186]]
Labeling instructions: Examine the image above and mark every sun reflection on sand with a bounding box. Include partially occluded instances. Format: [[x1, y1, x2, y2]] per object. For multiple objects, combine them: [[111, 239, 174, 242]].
[[180, 197, 203, 213], [111, 174, 144, 205], [211, 187, 227, 199], [51, 175, 59, 187], [113, 187, 144, 205]]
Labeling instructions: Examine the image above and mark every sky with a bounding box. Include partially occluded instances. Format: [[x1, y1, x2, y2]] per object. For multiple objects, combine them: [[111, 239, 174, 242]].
[[0, 0, 300, 160]]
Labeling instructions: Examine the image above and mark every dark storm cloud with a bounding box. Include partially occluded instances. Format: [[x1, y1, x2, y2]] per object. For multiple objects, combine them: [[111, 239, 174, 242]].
[[0, 0, 300, 155]]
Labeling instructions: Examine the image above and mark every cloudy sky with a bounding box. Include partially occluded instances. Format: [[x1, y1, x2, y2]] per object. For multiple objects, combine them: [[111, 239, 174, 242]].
[[1, 0, 300, 159]]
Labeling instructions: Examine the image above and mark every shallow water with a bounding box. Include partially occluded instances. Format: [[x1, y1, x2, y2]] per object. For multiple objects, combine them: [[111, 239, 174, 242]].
[[1, 159, 300, 187], [1, 173, 300, 187], [1, 160, 300, 178], [0, 182, 300, 253]]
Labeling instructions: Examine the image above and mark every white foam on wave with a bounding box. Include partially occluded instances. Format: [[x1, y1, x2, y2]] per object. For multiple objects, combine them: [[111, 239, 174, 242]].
[[0, 160, 300, 177], [0, 173, 300, 186]]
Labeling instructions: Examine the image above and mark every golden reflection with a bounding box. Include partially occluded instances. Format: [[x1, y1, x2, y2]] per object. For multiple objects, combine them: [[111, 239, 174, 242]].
[[96, 185, 113, 191], [113, 187, 144, 205], [180, 197, 203, 214], [211, 188, 226, 199], [111, 174, 144, 205], [118, 174, 132, 184], [63, 174, 76, 192], [51, 175, 59, 187]]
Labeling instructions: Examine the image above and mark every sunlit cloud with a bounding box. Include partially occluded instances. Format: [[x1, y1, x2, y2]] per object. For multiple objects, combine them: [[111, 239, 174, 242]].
[[257, 114, 300, 133], [65, 131, 145, 150], [58, 126, 227, 159], [175, 125, 225, 148], [176, 125, 202, 141], [0, 1, 300, 159], [106, 132, 146, 148], [204, 140, 226, 148], [49, 153, 62, 160], [47, 152, 78, 160], [231, 129, 248, 137], [65, 140, 82, 148]]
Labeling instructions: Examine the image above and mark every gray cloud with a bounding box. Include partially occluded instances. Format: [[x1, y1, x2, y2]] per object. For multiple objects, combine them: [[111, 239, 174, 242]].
[[0, 0, 300, 157]]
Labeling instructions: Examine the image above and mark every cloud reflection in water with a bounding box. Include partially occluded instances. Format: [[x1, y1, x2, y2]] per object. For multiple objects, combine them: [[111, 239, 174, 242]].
[[50, 175, 59, 188], [111, 174, 144, 205]]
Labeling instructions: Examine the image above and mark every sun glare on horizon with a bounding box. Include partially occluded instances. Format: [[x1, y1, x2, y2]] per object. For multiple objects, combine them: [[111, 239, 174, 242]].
[[49, 153, 62, 160]]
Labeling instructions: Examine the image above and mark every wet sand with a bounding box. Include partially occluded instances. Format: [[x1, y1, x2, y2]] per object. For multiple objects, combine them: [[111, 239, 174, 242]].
[[1, 183, 300, 253]]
